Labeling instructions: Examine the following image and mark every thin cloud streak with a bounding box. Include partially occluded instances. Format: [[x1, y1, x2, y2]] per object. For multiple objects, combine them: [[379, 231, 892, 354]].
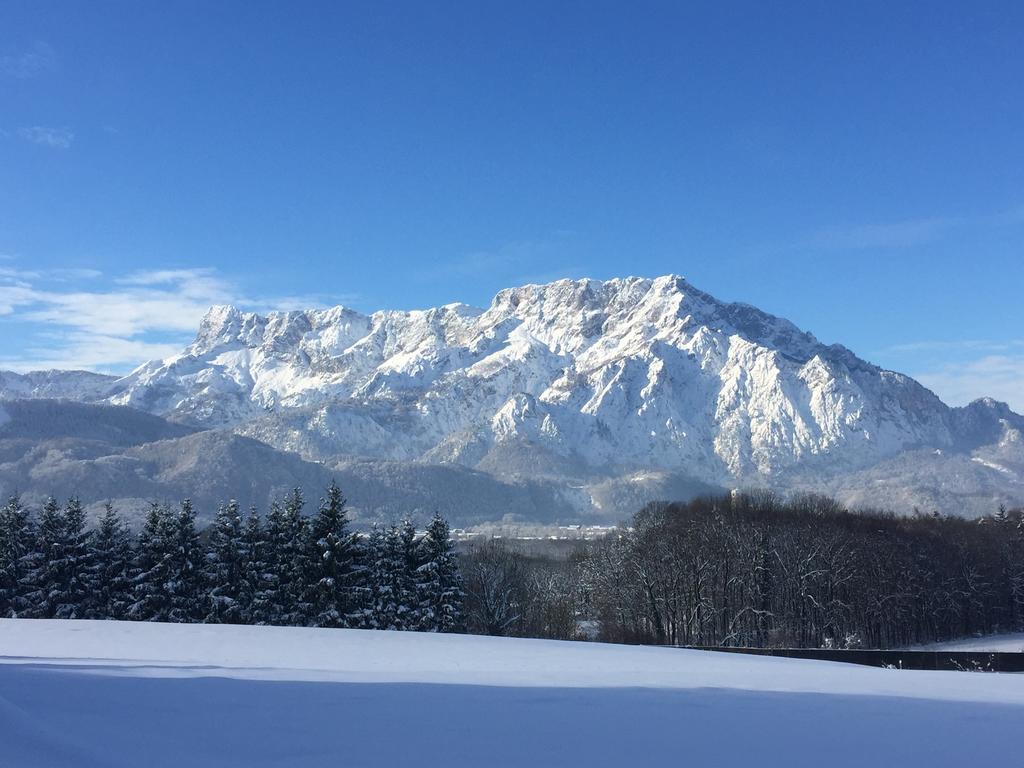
[[884, 339, 1024, 355], [807, 216, 957, 251], [0, 266, 348, 372], [17, 126, 75, 149], [782, 202, 1024, 256], [915, 355, 1024, 412], [0, 42, 57, 79]]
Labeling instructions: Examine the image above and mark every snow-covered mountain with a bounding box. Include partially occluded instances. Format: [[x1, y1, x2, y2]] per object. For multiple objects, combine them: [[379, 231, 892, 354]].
[[0, 369, 117, 401], [3, 275, 1022, 518]]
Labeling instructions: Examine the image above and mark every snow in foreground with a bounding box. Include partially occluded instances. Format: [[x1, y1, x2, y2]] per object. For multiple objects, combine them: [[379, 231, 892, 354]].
[[1, 620, 1022, 767]]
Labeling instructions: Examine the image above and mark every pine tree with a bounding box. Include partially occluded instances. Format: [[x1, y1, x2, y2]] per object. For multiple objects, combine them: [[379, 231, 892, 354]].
[[365, 523, 414, 630], [166, 499, 205, 623], [129, 503, 173, 621], [21, 497, 66, 618], [995, 504, 1011, 525], [20, 496, 91, 621], [304, 482, 360, 628], [0, 495, 37, 618], [264, 490, 310, 625], [261, 500, 288, 624], [416, 513, 464, 633], [396, 519, 421, 630], [86, 503, 133, 620], [238, 507, 268, 624], [204, 500, 246, 624], [364, 524, 388, 629], [53, 497, 92, 619]]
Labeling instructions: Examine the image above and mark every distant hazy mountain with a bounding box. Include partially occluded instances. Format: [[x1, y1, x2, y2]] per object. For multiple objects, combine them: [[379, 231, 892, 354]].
[[3, 275, 1022, 519], [0, 370, 117, 401], [0, 399, 652, 526]]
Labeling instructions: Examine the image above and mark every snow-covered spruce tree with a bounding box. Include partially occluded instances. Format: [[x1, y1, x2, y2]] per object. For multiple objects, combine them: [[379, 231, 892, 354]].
[[0, 494, 37, 618], [21, 497, 90, 619], [238, 507, 269, 624], [304, 481, 362, 628], [19, 497, 63, 617], [85, 503, 133, 620], [395, 520, 420, 630], [129, 503, 173, 621], [53, 498, 92, 619], [260, 500, 288, 624], [166, 499, 205, 623], [364, 522, 416, 630], [363, 524, 389, 629], [204, 500, 246, 624], [129, 500, 205, 623], [268, 489, 311, 625], [416, 513, 464, 633]]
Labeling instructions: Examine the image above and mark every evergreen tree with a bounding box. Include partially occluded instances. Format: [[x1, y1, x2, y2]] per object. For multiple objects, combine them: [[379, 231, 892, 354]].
[[261, 500, 288, 624], [238, 507, 268, 624], [166, 499, 205, 623], [390, 520, 421, 630], [363, 524, 388, 629], [264, 490, 309, 625], [304, 481, 360, 628], [0, 495, 36, 618], [129, 503, 173, 621], [204, 500, 246, 624], [416, 512, 464, 632], [54, 497, 92, 619], [86, 503, 133, 620], [364, 523, 415, 630], [22, 497, 89, 618]]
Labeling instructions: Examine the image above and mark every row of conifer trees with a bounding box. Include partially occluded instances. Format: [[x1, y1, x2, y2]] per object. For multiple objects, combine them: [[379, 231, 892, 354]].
[[0, 482, 463, 632]]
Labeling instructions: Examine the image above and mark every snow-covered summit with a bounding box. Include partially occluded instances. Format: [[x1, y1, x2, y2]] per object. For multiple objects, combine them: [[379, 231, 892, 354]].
[[3, 275, 1021, 515], [95, 275, 1005, 487]]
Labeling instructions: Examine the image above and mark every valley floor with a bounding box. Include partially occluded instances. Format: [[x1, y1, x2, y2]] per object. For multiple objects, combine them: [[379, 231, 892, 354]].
[[1, 620, 1022, 767]]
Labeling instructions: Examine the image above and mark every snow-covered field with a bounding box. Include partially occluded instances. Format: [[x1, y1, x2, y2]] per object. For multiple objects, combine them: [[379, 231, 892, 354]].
[[1, 620, 1022, 767]]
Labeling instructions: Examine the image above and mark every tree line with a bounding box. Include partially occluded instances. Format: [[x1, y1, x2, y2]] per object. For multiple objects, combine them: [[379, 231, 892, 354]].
[[0, 482, 463, 633], [460, 493, 1024, 650], [578, 493, 1024, 648], [5, 483, 1022, 651]]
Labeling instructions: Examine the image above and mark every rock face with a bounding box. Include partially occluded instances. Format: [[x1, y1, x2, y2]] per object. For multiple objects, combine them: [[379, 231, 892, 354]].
[[3, 275, 1023, 518]]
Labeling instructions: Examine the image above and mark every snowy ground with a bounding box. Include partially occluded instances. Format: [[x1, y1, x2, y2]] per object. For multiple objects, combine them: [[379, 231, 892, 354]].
[[913, 632, 1024, 652], [1, 620, 1022, 767]]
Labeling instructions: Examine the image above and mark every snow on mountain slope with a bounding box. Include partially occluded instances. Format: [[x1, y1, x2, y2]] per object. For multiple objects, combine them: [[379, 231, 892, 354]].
[[105, 276, 974, 483], [4, 275, 1022, 517], [0, 369, 117, 401], [0, 620, 1021, 767]]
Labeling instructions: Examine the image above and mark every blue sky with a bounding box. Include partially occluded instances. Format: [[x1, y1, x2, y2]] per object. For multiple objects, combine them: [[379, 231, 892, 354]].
[[1, 1, 1022, 409]]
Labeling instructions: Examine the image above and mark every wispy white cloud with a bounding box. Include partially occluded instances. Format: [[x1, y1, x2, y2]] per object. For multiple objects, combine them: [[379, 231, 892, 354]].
[[794, 203, 1024, 255], [915, 355, 1024, 412], [0, 265, 343, 372], [884, 339, 1024, 355], [0, 334, 187, 373], [807, 216, 956, 251], [0, 42, 56, 79], [18, 126, 75, 149]]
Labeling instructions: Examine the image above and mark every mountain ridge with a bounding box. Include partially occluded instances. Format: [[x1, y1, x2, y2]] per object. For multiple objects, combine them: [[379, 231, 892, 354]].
[[2, 275, 1021, 518]]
